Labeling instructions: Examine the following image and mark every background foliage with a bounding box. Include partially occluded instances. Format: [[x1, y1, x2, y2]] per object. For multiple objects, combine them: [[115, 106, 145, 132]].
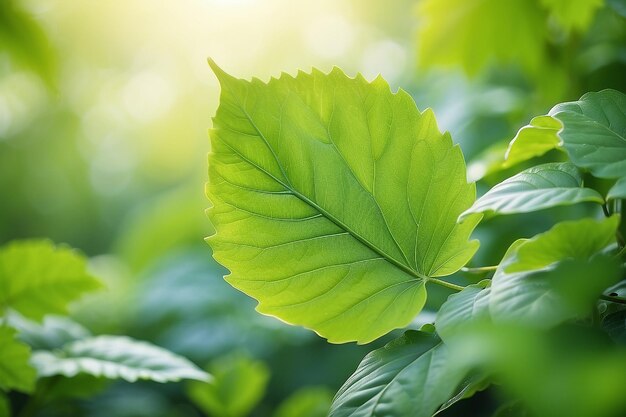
[[1, 0, 625, 416]]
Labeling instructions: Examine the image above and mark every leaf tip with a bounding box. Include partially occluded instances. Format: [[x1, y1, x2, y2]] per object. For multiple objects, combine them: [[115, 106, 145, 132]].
[[207, 58, 235, 85]]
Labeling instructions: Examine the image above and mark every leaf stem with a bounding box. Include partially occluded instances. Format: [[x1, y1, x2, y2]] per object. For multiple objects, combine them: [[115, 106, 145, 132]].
[[427, 278, 465, 292], [461, 265, 498, 274], [602, 203, 611, 217], [600, 294, 626, 305]]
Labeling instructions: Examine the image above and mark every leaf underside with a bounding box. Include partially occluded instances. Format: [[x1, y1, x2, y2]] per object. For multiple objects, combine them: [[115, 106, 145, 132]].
[[206, 62, 479, 343], [461, 162, 603, 219]]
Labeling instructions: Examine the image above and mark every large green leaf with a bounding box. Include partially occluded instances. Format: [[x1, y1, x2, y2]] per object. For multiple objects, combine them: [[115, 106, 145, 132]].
[[0, 326, 36, 393], [329, 331, 467, 417], [30, 336, 209, 383], [416, 0, 547, 75], [504, 115, 562, 168], [0, 240, 101, 321], [435, 281, 493, 343], [461, 162, 603, 219], [206, 62, 479, 343], [551, 89, 626, 179], [187, 353, 269, 417]]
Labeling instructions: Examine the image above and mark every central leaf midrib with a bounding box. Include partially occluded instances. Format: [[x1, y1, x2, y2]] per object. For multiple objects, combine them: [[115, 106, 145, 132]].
[[215, 133, 429, 282]]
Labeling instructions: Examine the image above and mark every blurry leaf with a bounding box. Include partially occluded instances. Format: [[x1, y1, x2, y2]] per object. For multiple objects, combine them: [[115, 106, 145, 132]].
[[440, 217, 621, 333], [504, 115, 562, 168], [492, 400, 528, 417], [207, 62, 479, 343], [31, 335, 209, 383], [0, 240, 101, 321], [187, 353, 269, 417], [434, 373, 490, 416], [550, 89, 626, 179], [329, 331, 467, 417], [9, 314, 90, 350], [540, 0, 604, 31], [0, 392, 8, 417], [0, 326, 36, 393], [0, 0, 56, 86], [417, 0, 547, 75], [461, 162, 603, 219], [607, 176, 626, 200], [273, 386, 334, 417], [489, 217, 622, 327], [506, 216, 619, 272]]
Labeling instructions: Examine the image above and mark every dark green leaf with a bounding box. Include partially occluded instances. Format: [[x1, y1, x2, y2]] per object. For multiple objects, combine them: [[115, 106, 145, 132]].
[[329, 331, 467, 417]]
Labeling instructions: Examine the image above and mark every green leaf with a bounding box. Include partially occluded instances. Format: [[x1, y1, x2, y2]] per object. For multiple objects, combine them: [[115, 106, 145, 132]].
[[206, 62, 479, 343], [439, 217, 621, 334], [0, 326, 36, 393], [30, 335, 209, 383], [466, 140, 508, 182], [329, 331, 467, 417], [490, 217, 622, 326], [540, 0, 604, 31], [416, 0, 547, 75], [550, 89, 626, 179], [0, 240, 101, 321], [273, 387, 334, 417], [607, 177, 626, 200], [461, 162, 603, 219], [504, 115, 562, 168], [505, 216, 619, 273], [435, 281, 494, 343], [9, 314, 90, 350], [187, 353, 269, 417]]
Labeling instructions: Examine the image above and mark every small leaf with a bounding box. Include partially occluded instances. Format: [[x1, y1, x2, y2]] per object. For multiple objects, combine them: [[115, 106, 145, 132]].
[[0, 240, 101, 321], [504, 115, 562, 168], [461, 162, 603, 219], [187, 353, 269, 417], [207, 62, 479, 343], [0, 326, 36, 393], [9, 314, 91, 350], [607, 177, 626, 200], [550, 89, 626, 179], [273, 387, 334, 417], [30, 335, 209, 383], [329, 331, 467, 417]]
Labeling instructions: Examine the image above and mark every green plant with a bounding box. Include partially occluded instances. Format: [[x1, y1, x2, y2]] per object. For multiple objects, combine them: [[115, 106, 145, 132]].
[[0, 239, 209, 416], [205, 62, 626, 417]]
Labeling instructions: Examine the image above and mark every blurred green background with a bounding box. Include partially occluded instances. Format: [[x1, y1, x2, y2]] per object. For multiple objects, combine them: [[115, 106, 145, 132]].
[[1, 0, 625, 416]]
